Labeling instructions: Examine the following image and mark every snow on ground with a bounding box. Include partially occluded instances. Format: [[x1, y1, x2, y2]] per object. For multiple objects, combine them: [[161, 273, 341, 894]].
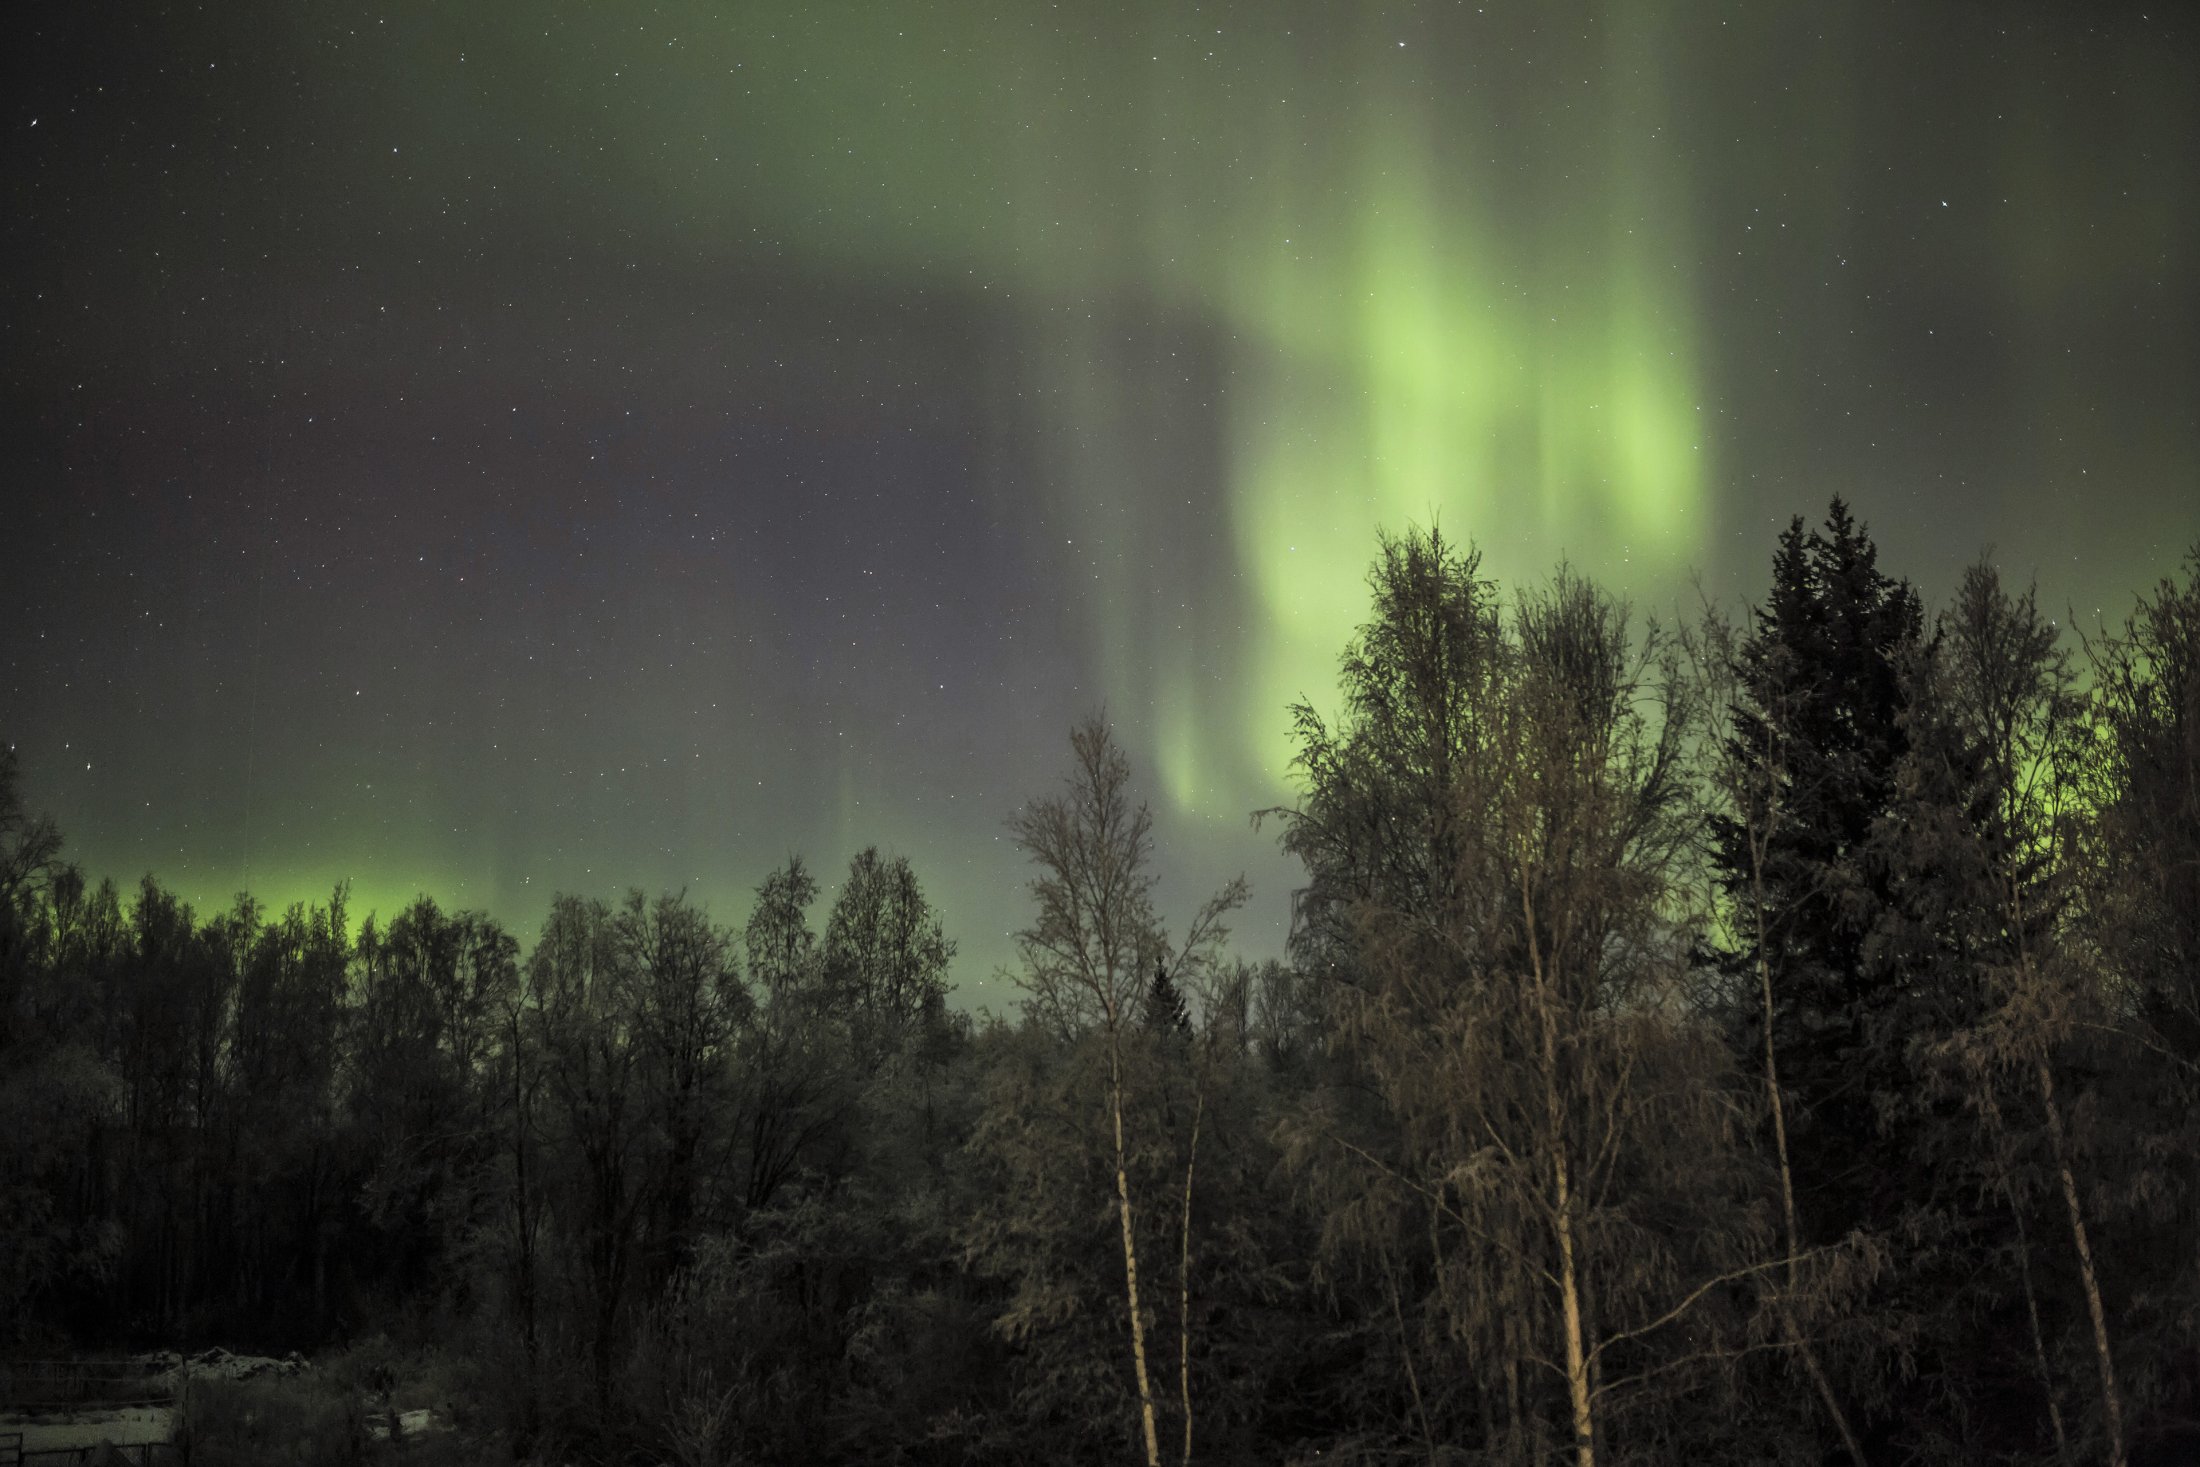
[[3, 1352, 451, 1455], [133, 1346, 311, 1391], [2, 1349, 304, 1455], [369, 1407, 445, 1439], [1, 1405, 176, 1452]]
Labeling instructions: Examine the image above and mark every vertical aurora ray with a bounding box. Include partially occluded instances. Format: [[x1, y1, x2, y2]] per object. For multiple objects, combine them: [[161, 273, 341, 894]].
[[986, 3, 1711, 806], [371, 3, 1722, 814], [1201, 6, 1709, 789]]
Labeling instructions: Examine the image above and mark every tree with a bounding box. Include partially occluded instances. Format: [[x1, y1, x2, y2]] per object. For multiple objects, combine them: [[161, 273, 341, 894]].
[[0, 744, 61, 910], [616, 889, 746, 1284], [1279, 527, 1508, 991], [745, 856, 821, 1000], [227, 892, 349, 1331], [1863, 600, 2075, 1462], [1710, 500, 1925, 1248], [525, 893, 647, 1413], [347, 897, 517, 1305], [0, 743, 64, 1049], [1007, 717, 1245, 1467], [735, 858, 853, 1217], [822, 847, 954, 1066], [1689, 603, 1873, 1466], [1282, 538, 1791, 1467], [1272, 529, 1530, 1462], [1141, 963, 1190, 1038], [117, 876, 222, 1333], [0, 780, 121, 1337], [493, 967, 547, 1437], [2086, 546, 2200, 1450], [2091, 547, 2200, 1064], [1932, 560, 2124, 1465]]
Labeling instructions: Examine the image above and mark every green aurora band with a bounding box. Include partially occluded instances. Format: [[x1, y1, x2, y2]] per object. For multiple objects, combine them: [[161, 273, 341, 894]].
[[53, 1, 2192, 957], [396, 1, 1716, 817]]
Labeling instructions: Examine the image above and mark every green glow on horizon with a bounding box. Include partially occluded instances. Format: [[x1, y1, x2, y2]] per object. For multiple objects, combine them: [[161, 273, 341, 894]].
[[148, 866, 472, 935]]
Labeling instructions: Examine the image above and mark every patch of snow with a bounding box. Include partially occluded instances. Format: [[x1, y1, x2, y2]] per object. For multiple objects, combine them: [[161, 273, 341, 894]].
[[0, 1405, 176, 1451], [135, 1346, 311, 1393], [368, 1407, 452, 1440]]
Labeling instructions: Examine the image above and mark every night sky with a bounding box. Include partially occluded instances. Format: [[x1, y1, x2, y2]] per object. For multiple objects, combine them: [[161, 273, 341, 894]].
[[7, 1, 2196, 1003]]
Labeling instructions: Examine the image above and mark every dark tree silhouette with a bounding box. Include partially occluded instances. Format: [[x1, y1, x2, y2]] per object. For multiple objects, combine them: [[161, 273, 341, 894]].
[[1711, 500, 1924, 1241]]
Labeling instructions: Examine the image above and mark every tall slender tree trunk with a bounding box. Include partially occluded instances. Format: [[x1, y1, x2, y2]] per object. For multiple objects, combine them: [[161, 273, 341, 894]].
[[2010, 887, 2125, 1467], [1382, 1247, 1439, 1467], [313, 1230, 327, 1325], [1177, 1086, 1203, 1466], [1550, 1143, 1595, 1467], [1505, 1345, 1528, 1467], [1523, 879, 1595, 1467], [1110, 1033, 1163, 1467], [2015, 1200, 2071, 1466], [2037, 1055, 2125, 1467], [1754, 901, 1868, 1467], [589, 1149, 629, 1419], [510, 1015, 539, 1373]]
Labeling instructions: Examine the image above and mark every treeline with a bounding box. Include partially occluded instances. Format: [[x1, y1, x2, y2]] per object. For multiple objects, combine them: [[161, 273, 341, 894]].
[[3, 500, 2197, 1466]]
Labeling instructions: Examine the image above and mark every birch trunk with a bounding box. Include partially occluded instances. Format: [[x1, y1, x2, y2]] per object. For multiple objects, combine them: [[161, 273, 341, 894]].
[[2015, 1201, 2072, 1466], [1552, 1142, 1596, 1467], [1755, 904, 1868, 1467], [2012, 886, 2124, 1467], [2037, 1055, 2125, 1467], [1111, 1033, 1163, 1467], [1177, 1087, 1202, 1466], [1524, 877, 1595, 1467]]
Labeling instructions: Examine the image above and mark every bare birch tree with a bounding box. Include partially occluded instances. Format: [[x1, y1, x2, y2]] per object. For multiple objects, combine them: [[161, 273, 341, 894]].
[[1284, 542, 1787, 1466], [1009, 717, 1244, 1466], [1938, 562, 2126, 1466]]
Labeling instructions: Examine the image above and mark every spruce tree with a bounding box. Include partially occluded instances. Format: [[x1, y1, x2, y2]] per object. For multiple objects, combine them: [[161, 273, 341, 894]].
[[1712, 499, 1923, 1241], [1143, 960, 1191, 1037]]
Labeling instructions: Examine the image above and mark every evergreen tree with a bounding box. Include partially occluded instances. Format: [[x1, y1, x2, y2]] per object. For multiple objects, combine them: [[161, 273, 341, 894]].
[[1141, 961, 1190, 1037], [1711, 499, 1924, 1242]]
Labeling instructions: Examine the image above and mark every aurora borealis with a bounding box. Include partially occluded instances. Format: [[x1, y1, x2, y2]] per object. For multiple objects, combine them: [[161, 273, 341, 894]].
[[7, 1, 2196, 997]]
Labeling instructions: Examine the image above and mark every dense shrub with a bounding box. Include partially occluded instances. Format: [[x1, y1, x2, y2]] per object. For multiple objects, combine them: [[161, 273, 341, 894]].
[[178, 1374, 368, 1467]]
